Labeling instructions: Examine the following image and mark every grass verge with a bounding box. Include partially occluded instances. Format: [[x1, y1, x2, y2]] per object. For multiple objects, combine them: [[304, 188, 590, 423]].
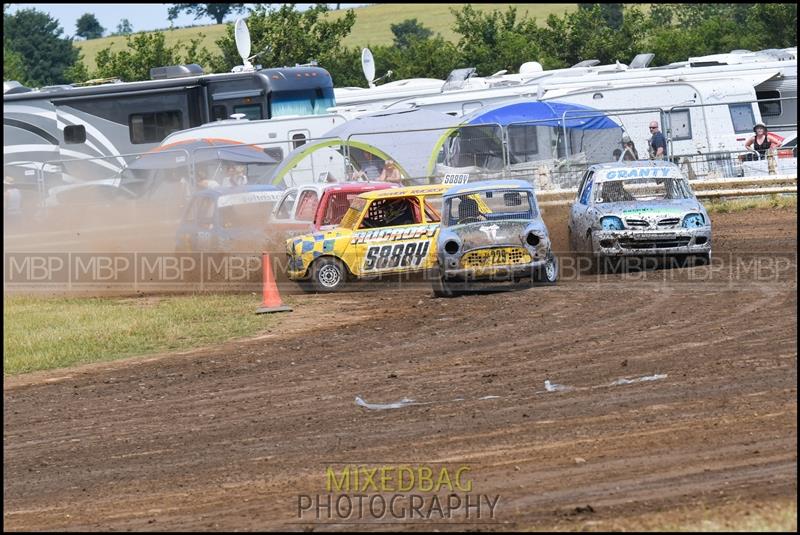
[[3, 293, 280, 375], [703, 194, 797, 214]]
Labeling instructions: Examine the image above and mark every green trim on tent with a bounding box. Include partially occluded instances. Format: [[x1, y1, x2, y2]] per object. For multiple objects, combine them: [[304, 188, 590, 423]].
[[272, 139, 410, 186], [426, 126, 462, 177]]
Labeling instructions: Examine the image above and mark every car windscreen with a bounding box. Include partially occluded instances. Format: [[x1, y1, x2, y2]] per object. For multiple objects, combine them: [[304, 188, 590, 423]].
[[443, 190, 534, 227], [321, 192, 363, 227], [595, 177, 692, 204]]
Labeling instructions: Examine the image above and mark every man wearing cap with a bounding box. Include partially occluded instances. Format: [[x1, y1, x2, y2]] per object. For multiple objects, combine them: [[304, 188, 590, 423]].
[[648, 121, 667, 160]]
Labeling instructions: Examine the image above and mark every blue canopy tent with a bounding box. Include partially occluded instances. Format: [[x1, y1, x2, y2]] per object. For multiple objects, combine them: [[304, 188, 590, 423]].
[[430, 99, 624, 180]]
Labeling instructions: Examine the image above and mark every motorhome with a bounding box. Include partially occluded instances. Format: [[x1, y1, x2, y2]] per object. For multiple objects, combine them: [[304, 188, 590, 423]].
[[330, 47, 797, 143], [3, 64, 336, 190]]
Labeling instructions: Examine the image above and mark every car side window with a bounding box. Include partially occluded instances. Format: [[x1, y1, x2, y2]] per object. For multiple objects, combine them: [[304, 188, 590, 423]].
[[275, 190, 297, 220], [578, 173, 594, 205], [295, 190, 319, 222], [359, 197, 421, 229]]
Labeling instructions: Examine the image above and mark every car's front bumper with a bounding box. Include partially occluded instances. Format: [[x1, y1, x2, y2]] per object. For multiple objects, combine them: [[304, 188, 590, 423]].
[[440, 245, 550, 281], [592, 228, 711, 256], [442, 259, 549, 281]]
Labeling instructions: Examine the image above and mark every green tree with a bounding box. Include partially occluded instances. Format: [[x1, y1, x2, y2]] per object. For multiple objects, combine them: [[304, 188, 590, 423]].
[[579, 3, 623, 30], [382, 36, 461, 80], [743, 4, 797, 50], [167, 3, 246, 25], [3, 45, 26, 82], [318, 47, 364, 87], [76, 13, 105, 40], [63, 56, 91, 84], [451, 5, 543, 75], [93, 31, 214, 82], [3, 8, 81, 86], [211, 4, 356, 73], [536, 4, 650, 68], [640, 4, 796, 65], [390, 18, 433, 49], [116, 19, 134, 36]]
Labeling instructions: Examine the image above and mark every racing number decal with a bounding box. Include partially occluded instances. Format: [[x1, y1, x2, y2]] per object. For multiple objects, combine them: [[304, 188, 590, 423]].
[[364, 241, 430, 271]]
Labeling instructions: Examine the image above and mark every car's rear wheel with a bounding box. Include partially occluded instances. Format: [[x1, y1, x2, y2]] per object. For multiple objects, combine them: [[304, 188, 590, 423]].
[[311, 257, 347, 292], [533, 253, 559, 284]]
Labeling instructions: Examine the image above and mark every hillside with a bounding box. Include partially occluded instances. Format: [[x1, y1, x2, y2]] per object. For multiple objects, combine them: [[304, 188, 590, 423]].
[[75, 4, 577, 72]]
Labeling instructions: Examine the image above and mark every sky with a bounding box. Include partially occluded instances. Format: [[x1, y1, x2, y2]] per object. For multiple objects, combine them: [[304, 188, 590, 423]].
[[5, 4, 353, 37]]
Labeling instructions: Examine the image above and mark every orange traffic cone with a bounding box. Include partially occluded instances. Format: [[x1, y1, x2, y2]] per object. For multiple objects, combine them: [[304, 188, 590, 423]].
[[255, 253, 292, 314]]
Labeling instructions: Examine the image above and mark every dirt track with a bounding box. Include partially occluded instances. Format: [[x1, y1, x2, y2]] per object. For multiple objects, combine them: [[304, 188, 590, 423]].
[[3, 206, 797, 531]]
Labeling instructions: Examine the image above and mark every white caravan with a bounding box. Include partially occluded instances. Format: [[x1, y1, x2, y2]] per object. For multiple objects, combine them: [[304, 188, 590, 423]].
[[329, 48, 797, 144]]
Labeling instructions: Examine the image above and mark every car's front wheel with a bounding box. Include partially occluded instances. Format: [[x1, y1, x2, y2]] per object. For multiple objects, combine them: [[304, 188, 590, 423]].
[[432, 274, 456, 298], [533, 253, 559, 284], [310, 257, 347, 292]]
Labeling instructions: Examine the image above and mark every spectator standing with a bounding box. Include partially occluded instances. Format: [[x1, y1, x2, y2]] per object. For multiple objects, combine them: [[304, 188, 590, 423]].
[[648, 121, 667, 160]]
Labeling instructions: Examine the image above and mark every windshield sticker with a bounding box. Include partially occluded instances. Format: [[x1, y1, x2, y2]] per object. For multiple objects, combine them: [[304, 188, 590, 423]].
[[605, 168, 674, 179]]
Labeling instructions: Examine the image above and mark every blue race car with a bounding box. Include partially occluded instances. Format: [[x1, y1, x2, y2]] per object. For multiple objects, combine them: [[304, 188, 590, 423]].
[[175, 185, 283, 253]]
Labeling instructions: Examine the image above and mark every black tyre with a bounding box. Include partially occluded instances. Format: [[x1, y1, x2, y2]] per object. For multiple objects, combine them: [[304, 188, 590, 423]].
[[533, 253, 559, 284], [431, 274, 456, 298], [693, 251, 712, 266], [310, 257, 347, 292]]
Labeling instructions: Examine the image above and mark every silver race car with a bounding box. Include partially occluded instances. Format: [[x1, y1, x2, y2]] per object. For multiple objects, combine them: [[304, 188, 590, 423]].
[[434, 180, 557, 296], [568, 161, 711, 268]]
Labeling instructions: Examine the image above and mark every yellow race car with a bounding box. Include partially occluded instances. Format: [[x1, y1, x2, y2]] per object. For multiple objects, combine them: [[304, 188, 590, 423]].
[[285, 184, 449, 291]]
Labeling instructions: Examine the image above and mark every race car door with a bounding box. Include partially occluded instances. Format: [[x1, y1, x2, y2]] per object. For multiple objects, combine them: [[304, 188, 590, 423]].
[[348, 194, 439, 277], [570, 170, 595, 251]]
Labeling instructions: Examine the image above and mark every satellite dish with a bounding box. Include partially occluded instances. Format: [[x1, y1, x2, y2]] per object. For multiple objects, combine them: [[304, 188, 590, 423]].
[[362, 48, 376, 88], [235, 18, 253, 69]]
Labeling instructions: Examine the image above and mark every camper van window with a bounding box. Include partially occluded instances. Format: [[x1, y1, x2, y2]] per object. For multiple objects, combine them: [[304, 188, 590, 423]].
[[667, 109, 692, 141], [129, 110, 183, 144], [212, 105, 227, 121], [291, 133, 307, 150], [756, 90, 782, 117], [271, 88, 335, 117], [64, 125, 86, 144], [233, 104, 262, 120], [263, 147, 284, 161], [728, 103, 756, 134]]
